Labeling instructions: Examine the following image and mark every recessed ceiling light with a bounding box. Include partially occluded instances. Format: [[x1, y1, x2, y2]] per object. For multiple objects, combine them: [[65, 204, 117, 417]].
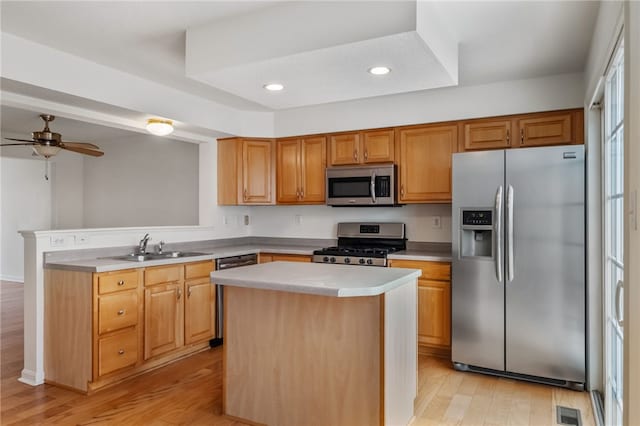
[[368, 66, 391, 75], [264, 83, 284, 91]]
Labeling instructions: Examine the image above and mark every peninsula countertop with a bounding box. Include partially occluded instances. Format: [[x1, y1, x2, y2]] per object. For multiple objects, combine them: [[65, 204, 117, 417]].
[[210, 261, 422, 297]]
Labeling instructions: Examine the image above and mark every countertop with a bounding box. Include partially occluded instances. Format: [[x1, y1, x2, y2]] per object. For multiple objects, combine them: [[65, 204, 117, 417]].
[[210, 261, 422, 297], [44, 242, 451, 273]]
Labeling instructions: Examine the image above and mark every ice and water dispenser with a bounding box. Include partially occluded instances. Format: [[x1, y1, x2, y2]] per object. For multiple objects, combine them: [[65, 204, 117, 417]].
[[460, 209, 493, 258]]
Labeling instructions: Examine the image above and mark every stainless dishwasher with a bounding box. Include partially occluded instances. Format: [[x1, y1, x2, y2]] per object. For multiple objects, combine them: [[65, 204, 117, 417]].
[[209, 253, 258, 347]]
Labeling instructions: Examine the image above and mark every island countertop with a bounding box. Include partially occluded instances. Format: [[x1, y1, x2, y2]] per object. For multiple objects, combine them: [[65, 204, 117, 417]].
[[210, 261, 422, 297]]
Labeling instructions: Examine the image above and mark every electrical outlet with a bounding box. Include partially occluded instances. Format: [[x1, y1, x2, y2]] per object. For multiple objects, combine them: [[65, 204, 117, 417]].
[[244, 215, 250, 226], [431, 216, 442, 229], [295, 214, 302, 225], [223, 216, 229, 225], [50, 235, 69, 247]]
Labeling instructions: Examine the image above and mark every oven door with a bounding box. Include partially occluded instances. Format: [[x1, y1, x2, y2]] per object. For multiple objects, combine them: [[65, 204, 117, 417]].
[[326, 164, 395, 206]]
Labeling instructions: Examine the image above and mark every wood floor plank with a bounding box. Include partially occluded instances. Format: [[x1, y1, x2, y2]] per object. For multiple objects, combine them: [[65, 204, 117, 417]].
[[1, 280, 596, 426]]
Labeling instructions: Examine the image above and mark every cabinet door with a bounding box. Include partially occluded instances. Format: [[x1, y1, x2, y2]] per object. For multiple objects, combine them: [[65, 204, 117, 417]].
[[185, 279, 215, 345], [217, 139, 239, 205], [276, 139, 302, 204], [418, 279, 451, 348], [362, 129, 394, 163], [144, 282, 184, 359], [300, 136, 327, 203], [462, 119, 512, 151], [329, 133, 360, 165], [242, 139, 273, 204], [517, 112, 573, 147], [397, 125, 457, 202]]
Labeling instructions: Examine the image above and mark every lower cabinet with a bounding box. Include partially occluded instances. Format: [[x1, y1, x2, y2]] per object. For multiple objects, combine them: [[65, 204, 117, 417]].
[[390, 259, 451, 357], [259, 253, 312, 263], [44, 259, 215, 393]]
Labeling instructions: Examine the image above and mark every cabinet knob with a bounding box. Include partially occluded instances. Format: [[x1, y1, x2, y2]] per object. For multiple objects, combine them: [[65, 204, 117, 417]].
[[300, 189, 304, 199], [117, 309, 125, 316], [177, 288, 182, 300], [506, 130, 510, 144], [520, 128, 524, 145], [401, 184, 405, 198], [243, 188, 248, 200], [117, 280, 125, 286], [187, 287, 192, 298], [118, 349, 125, 355], [353, 150, 358, 161], [364, 150, 368, 160], [296, 189, 300, 199]]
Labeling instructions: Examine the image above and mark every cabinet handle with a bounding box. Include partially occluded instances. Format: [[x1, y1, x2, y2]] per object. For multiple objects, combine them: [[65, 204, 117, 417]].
[[401, 184, 405, 198], [506, 130, 510, 144], [296, 189, 300, 199], [117, 280, 125, 286], [300, 189, 304, 199], [118, 349, 125, 355], [117, 309, 125, 316], [520, 128, 524, 145], [188, 286, 192, 298], [177, 288, 182, 300], [364, 150, 368, 160], [353, 150, 358, 161], [243, 188, 248, 201]]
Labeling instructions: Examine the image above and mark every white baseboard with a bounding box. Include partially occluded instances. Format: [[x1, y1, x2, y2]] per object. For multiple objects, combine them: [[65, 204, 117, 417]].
[[19, 368, 45, 386], [0, 274, 24, 283]]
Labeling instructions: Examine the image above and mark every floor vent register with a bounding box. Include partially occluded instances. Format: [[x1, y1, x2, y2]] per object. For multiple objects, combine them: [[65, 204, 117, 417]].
[[556, 406, 582, 426]]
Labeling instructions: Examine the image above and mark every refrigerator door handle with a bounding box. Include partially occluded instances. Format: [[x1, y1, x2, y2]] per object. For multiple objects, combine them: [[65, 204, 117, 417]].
[[494, 186, 503, 283], [506, 185, 515, 282], [370, 172, 376, 204]]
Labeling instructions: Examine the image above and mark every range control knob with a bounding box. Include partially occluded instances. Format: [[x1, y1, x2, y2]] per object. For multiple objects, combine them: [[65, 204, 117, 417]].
[[359, 258, 365, 264], [366, 259, 373, 265], [323, 256, 329, 262], [344, 258, 351, 264], [329, 257, 336, 263]]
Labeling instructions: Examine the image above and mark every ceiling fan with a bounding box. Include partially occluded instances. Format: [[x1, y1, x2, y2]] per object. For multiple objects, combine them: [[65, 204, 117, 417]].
[[1, 114, 104, 158]]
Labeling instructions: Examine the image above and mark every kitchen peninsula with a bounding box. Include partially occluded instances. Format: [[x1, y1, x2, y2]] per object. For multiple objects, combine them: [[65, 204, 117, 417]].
[[210, 261, 421, 426]]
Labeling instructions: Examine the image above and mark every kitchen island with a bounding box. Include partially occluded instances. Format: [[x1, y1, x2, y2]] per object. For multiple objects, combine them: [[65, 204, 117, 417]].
[[210, 261, 421, 426]]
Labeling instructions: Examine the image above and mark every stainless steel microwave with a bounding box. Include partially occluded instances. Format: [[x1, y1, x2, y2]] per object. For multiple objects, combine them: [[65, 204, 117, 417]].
[[326, 163, 398, 206]]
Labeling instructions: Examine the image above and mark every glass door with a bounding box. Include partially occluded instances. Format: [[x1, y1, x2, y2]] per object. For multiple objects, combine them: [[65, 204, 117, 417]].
[[603, 41, 624, 426]]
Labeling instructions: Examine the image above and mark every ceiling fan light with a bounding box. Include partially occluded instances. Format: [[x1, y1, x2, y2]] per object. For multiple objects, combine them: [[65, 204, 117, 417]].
[[32, 145, 61, 158], [146, 119, 174, 136]]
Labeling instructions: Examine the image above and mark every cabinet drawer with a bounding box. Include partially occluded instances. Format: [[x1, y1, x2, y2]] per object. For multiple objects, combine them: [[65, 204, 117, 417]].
[[97, 270, 139, 294], [98, 291, 138, 334], [184, 261, 214, 280], [98, 328, 138, 377], [145, 265, 181, 286], [390, 260, 451, 281]]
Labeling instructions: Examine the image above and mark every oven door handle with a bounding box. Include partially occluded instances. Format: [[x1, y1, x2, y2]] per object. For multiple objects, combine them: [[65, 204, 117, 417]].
[[371, 172, 376, 204]]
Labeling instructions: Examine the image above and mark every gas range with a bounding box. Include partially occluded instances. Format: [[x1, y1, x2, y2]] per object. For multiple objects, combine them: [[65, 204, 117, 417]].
[[312, 222, 406, 267]]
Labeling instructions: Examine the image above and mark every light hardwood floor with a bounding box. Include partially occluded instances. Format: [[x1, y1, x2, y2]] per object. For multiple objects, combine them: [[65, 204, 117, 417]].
[[1, 281, 594, 425]]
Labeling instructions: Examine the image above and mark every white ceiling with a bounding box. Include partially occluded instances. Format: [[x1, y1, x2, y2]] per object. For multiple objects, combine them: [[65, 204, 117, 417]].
[[1, 1, 599, 111]]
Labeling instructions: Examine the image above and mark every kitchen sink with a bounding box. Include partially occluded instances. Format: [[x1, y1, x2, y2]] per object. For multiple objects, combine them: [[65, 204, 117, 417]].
[[109, 251, 209, 262]]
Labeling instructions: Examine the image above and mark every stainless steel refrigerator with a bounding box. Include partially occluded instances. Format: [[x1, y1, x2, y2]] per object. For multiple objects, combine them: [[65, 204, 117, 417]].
[[451, 144, 585, 390]]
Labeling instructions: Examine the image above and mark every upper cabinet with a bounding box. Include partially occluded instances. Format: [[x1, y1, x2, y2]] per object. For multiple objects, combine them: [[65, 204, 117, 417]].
[[396, 124, 457, 203], [328, 129, 394, 166], [276, 136, 326, 204], [217, 138, 275, 205], [459, 108, 583, 151]]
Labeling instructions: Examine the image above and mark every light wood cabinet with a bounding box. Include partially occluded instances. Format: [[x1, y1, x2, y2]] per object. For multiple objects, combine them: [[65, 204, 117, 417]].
[[515, 110, 582, 147], [217, 138, 275, 205], [390, 259, 451, 357], [461, 119, 512, 151], [276, 136, 326, 204], [45, 259, 215, 393], [396, 124, 457, 203], [144, 280, 184, 360], [328, 129, 394, 165], [259, 253, 312, 263]]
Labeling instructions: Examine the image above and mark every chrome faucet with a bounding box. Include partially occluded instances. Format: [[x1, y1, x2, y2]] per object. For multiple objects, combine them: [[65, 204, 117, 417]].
[[156, 240, 165, 254], [138, 233, 151, 254]]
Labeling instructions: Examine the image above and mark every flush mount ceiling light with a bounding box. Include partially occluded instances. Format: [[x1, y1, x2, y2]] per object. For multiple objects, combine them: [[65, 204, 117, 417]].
[[368, 66, 391, 75], [146, 118, 174, 136], [263, 83, 284, 91]]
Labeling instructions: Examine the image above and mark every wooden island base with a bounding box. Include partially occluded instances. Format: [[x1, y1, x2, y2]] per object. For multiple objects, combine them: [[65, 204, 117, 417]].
[[223, 283, 417, 426]]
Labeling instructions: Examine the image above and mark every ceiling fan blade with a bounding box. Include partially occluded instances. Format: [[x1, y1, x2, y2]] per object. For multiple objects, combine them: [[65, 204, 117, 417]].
[[4, 137, 37, 143], [59, 144, 104, 157], [60, 141, 101, 150], [0, 142, 37, 147]]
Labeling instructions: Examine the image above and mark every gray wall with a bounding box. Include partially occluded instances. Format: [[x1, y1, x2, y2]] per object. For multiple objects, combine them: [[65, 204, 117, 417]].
[[83, 134, 199, 228]]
